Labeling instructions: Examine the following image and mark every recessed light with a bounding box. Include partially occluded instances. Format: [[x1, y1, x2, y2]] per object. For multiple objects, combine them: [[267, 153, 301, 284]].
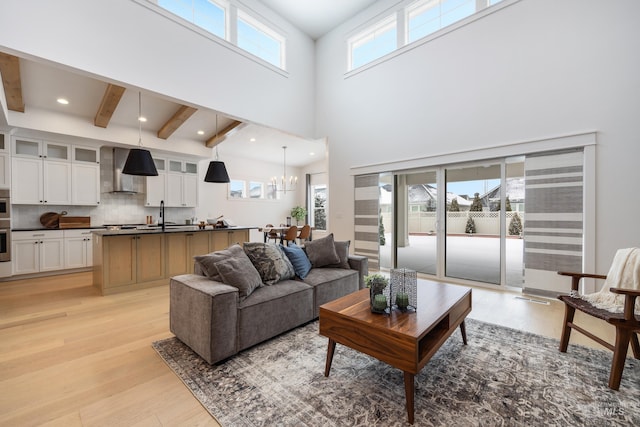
[[138, 116, 147, 122], [57, 98, 69, 105], [249, 138, 256, 142], [310, 152, 315, 156], [197, 130, 205, 135]]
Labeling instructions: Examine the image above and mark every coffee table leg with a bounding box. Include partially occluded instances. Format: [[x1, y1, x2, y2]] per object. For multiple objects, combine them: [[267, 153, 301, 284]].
[[404, 371, 415, 424], [324, 339, 336, 377], [460, 320, 468, 345]]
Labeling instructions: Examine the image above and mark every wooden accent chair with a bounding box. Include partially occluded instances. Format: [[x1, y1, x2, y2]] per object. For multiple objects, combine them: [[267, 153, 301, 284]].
[[557, 271, 640, 390], [282, 226, 298, 246], [297, 224, 311, 245], [265, 224, 279, 243]]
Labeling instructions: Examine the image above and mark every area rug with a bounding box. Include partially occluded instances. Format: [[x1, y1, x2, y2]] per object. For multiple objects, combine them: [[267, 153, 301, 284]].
[[152, 319, 640, 426]]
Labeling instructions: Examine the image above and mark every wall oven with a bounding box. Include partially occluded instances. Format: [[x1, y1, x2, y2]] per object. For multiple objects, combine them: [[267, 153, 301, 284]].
[[0, 189, 9, 219], [0, 219, 10, 262]]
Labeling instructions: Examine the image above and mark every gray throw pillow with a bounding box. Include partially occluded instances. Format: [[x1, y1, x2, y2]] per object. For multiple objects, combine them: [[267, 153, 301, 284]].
[[214, 252, 263, 300], [194, 244, 244, 281], [243, 242, 295, 285], [326, 240, 351, 269], [304, 233, 340, 268]]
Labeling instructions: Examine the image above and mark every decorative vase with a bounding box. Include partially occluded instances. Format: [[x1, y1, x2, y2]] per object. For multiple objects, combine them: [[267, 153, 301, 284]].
[[369, 287, 389, 314], [396, 292, 409, 310]]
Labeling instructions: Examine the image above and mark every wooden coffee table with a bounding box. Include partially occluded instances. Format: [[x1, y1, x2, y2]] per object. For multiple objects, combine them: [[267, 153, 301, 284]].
[[319, 281, 472, 424]]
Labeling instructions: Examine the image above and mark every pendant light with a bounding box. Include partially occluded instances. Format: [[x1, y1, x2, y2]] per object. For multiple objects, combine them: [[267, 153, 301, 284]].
[[204, 114, 230, 183], [122, 92, 158, 176], [272, 146, 297, 192]]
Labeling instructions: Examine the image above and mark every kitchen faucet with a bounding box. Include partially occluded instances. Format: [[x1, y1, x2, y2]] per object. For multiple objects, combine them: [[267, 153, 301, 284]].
[[160, 200, 165, 231]]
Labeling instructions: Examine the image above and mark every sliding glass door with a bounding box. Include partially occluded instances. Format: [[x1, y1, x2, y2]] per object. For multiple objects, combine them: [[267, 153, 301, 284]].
[[445, 163, 501, 284], [394, 171, 438, 275]]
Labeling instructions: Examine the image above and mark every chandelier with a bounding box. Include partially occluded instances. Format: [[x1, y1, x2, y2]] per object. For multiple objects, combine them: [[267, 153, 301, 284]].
[[272, 146, 297, 193]]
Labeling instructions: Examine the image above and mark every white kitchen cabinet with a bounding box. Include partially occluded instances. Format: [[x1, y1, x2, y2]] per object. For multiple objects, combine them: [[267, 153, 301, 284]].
[[72, 163, 100, 205], [145, 158, 166, 207], [71, 146, 100, 206], [166, 159, 198, 207], [11, 138, 72, 205], [12, 230, 65, 275], [64, 229, 93, 269], [0, 153, 10, 188]]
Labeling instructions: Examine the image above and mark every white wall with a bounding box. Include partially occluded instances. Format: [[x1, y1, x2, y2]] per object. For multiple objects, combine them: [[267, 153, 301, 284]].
[[0, 0, 316, 141], [196, 155, 306, 242], [316, 0, 640, 274]]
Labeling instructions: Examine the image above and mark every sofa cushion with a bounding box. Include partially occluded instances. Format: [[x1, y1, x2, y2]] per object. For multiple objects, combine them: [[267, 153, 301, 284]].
[[304, 233, 340, 268], [214, 251, 263, 300], [243, 242, 295, 285], [325, 240, 351, 269], [280, 243, 312, 279], [194, 244, 244, 282]]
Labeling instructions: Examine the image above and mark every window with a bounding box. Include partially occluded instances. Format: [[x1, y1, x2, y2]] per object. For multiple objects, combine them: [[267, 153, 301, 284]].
[[229, 180, 245, 198], [154, 0, 287, 70], [348, 0, 509, 70], [158, 0, 226, 39], [349, 15, 397, 70], [249, 181, 264, 198], [237, 10, 285, 69], [407, 0, 475, 43], [311, 185, 327, 231]]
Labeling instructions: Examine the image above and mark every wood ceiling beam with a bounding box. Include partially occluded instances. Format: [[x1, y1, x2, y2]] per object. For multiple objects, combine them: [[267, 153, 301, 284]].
[[157, 105, 198, 140], [0, 53, 25, 112], [94, 83, 126, 128], [206, 120, 242, 148]]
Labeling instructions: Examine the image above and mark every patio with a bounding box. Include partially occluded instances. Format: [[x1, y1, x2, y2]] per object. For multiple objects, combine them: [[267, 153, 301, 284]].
[[379, 234, 524, 286]]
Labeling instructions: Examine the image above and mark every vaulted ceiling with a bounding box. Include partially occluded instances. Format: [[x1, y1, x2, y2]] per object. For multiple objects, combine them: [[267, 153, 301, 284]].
[[0, 52, 325, 167]]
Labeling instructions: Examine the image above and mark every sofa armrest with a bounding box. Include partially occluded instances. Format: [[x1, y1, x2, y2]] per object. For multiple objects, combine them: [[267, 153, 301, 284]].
[[348, 255, 369, 289], [170, 274, 239, 364]]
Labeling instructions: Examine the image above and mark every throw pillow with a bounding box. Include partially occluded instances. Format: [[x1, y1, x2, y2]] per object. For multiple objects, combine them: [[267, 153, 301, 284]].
[[214, 252, 262, 300], [304, 233, 340, 268], [194, 244, 244, 282], [280, 243, 312, 279], [326, 240, 351, 269], [243, 242, 295, 285]]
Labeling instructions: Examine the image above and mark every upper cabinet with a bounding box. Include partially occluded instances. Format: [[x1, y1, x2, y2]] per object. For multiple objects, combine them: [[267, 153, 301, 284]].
[[145, 157, 166, 207], [0, 134, 10, 188], [146, 157, 198, 208], [11, 137, 100, 206], [71, 146, 100, 206]]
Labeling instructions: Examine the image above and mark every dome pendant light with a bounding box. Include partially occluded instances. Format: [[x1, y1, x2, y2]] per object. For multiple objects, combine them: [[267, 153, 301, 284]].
[[122, 92, 158, 176], [204, 115, 230, 183]]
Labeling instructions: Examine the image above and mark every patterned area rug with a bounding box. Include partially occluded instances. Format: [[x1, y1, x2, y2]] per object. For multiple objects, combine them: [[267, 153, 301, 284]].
[[153, 319, 640, 426]]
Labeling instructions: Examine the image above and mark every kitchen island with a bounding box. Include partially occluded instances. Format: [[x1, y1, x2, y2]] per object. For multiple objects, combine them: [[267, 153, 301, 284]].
[[92, 226, 253, 295]]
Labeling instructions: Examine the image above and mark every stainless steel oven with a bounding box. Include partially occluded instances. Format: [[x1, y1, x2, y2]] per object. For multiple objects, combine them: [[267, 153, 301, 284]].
[[0, 189, 9, 219], [0, 219, 10, 262]]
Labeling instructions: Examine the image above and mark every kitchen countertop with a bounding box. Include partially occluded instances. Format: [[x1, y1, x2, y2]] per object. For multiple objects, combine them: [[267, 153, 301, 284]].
[[92, 225, 256, 236]]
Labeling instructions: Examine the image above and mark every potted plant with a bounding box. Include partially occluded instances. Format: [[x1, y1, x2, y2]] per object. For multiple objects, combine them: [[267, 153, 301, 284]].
[[365, 273, 389, 313], [290, 206, 307, 225]]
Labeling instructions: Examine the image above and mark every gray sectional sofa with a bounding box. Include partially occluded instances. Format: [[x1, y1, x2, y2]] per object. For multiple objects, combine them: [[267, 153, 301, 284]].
[[169, 234, 368, 365]]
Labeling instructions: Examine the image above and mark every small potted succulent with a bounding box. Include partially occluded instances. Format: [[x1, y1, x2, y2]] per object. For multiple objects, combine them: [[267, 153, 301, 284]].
[[365, 273, 389, 314], [290, 206, 307, 225]]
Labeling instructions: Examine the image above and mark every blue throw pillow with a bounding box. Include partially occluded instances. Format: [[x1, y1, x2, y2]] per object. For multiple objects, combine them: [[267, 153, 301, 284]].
[[280, 243, 312, 279]]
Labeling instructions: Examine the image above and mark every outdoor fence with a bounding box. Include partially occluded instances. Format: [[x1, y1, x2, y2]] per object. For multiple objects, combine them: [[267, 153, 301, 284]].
[[382, 211, 524, 235]]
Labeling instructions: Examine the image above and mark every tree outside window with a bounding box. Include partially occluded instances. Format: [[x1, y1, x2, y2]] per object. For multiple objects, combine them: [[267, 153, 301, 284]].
[[312, 185, 327, 231]]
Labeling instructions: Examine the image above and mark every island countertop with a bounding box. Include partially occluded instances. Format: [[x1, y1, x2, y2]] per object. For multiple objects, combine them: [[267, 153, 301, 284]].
[[92, 225, 256, 236]]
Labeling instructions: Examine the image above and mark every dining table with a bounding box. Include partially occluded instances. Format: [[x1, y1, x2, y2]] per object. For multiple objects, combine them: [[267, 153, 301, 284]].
[[258, 225, 313, 244]]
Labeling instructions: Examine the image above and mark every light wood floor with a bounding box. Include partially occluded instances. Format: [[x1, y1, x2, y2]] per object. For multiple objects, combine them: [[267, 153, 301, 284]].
[[0, 272, 618, 426]]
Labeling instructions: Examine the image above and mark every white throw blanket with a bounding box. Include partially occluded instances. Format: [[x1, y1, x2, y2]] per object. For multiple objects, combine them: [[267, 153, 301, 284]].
[[581, 247, 640, 314]]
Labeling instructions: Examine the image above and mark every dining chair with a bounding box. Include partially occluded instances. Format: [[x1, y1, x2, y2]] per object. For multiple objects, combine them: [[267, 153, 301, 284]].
[[265, 224, 279, 243], [282, 226, 298, 246], [297, 224, 311, 245]]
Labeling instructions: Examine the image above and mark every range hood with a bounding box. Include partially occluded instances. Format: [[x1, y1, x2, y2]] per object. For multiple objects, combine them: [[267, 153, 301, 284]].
[[112, 147, 137, 193]]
